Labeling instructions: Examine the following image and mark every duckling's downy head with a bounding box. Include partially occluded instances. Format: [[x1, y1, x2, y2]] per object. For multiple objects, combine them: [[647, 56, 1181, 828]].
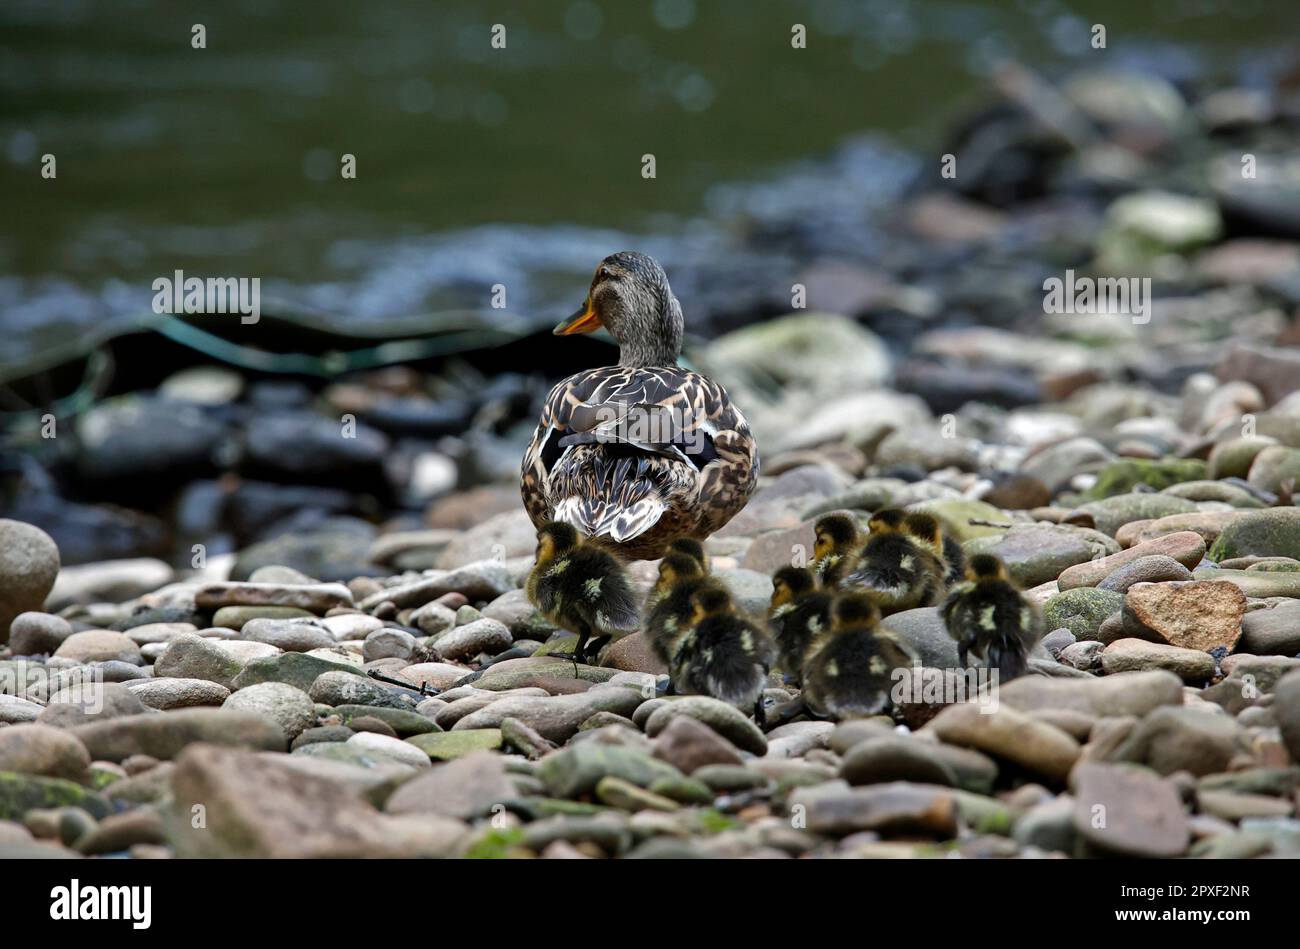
[[689, 581, 734, 624], [868, 508, 906, 534], [967, 553, 1010, 583], [771, 565, 816, 609], [813, 513, 859, 562], [656, 551, 705, 593], [535, 521, 581, 563], [832, 592, 881, 630], [902, 512, 943, 552], [668, 537, 708, 570], [552, 251, 683, 368]]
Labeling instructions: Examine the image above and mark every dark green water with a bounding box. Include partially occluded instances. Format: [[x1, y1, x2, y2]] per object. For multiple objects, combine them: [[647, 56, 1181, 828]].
[[0, 0, 1295, 351]]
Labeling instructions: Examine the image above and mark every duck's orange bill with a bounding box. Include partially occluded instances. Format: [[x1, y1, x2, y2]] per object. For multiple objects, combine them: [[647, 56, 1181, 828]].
[[553, 300, 602, 335]]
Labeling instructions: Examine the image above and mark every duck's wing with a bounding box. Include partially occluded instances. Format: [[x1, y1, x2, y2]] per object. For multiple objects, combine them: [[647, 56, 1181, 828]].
[[522, 366, 758, 540]]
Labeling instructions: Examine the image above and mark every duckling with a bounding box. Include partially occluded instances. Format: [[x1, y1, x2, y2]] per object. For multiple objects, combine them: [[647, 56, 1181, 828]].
[[840, 508, 946, 614], [671, 584, 776, 723], [645, 551, 714, 667], [811, 513, 861, 588], [667, 536, 709, 571], [768, 565, 832, 686], [800, 592, 916, 721], [902, 511, 967, 587], [941, 553, 1043, 681], [526, 522, 640, 665]]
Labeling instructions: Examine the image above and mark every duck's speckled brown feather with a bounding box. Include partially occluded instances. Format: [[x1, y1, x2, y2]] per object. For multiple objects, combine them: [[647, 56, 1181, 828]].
[[521, 364, 758, 560]]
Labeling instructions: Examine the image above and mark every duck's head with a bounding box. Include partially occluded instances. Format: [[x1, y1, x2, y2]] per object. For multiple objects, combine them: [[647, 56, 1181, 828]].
[[771, 565, 816, 609], [655, 551, 705, 595], [688, 581, 734, 624], [536, 521, 581, 563], [967, 553, 1010, 583], [553, 251, 683, 368], [667, 537, 708, 571], [902, 512, 943, 555], [868, 508, 906, 535], [813, 513, 859, 563], [832, 592, 881, 631]]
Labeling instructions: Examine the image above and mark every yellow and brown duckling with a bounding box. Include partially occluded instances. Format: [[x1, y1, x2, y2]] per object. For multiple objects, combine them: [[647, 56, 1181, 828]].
[[670, 584, 776, 723], [941, 553, 1043, 681], [526, 522, 640, 665], [811, 513, 861, 588], [840, 508, 946, 614], [902, 511, 966, 587], [800, 592, 916, 721], [768, 565, 832, 686], [520, 251, 759, 560], [667, 536, 709, 571], [645, 551, 715, 667]]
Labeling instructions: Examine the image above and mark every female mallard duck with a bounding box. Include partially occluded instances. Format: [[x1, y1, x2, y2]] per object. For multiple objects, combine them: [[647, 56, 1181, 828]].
[[521, 251, 759, 560]]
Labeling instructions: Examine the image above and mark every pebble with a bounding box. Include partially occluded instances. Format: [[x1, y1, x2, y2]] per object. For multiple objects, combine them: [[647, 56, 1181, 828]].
[[168, 745, 465, 857], [1041, 588, 1124, 640], [0, 725, 91, 780], [0, 521, 61, 645], [7, 612, 74, 656], [40, 682, 147, 728], [1108, 706, 1252, 776], [345, 731, 432, 770], [231, 651, 363, 692], [195, 581, 353, 613], [407, 729, 503, 760], [1100, 639, 1216, 683], [71, 709, 288, 762], [643, 697, 767, 756], [1059, 531, 1205, 589], [222, 682, 317, 740], [790, 781, 959, 838], [452, 686, 644, 744], [53, 630, 143, 666], [431, 617, 512, 661], [239, 618, 336, 652], [308, 670, 411, 710], [926, 702, 1081, 783], [1121, 580, 1246, 651], [154, 633, 278, 690], [1072, 763, 1189, 858], [385, 750, 519, 821], [651, 715, 744, 774], [127, 677, 232, 709]]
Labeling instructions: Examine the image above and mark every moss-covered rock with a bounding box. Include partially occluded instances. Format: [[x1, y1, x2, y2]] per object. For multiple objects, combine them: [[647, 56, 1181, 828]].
[[536, 742, 683, 799], [1208, 436, 1277, 480], [0, 771, 112, 820], [1042, 588, 1125, 640], [232, 652, 365, 692], [1084, 458, 1206, 500], [333, 705, 439, 737], [1247, 446, 1300, 495], [406, 729, 502, 761], [906, 499, 1012, 542], [1067, 493, 1199, 536], [1208, 509, 1300, 562]]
